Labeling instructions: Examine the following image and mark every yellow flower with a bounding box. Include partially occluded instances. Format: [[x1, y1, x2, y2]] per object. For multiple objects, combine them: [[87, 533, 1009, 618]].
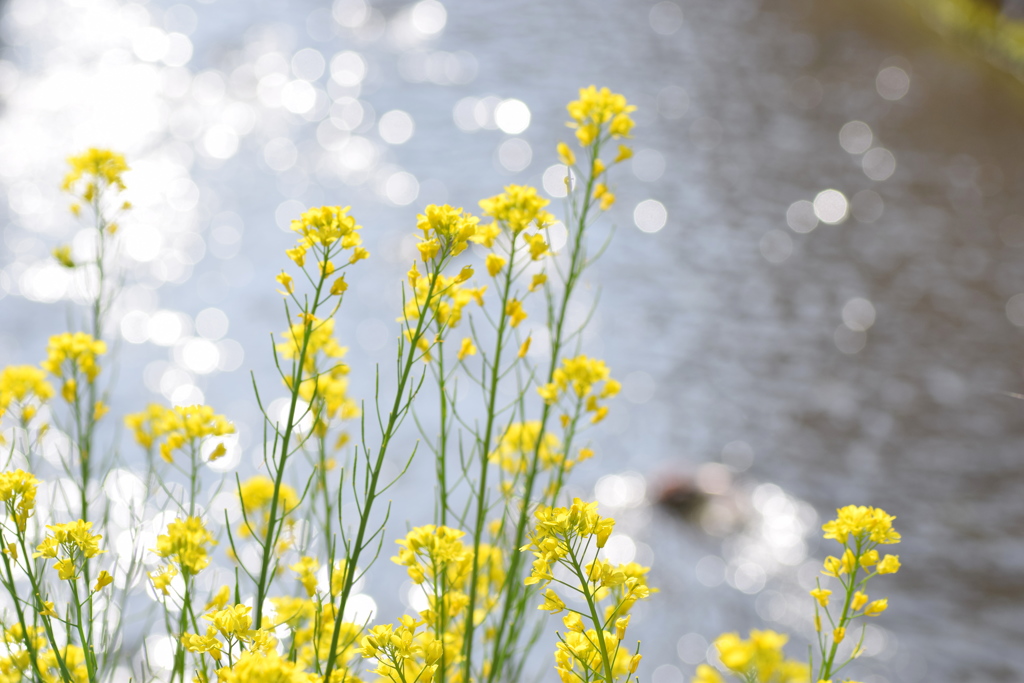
[[537, 588, 565, 614], [523, 233, 549, 260], [62, 148, 129, 198], [125, 404, 234, 464], [152, 516, 217, 576], [486, 253, 506, 277], [877, 554, 901, 574], [36, 520, 104, 560], [478, 185, 554, 235], [182, 631, 223, 661], [290, 205, 363, 251], [290, 557, 319, 597], [330, 275, 348, 295], [42, 332, 107, 384], [810, 587, 831, 607], [416, 204, 479, 259], [505, 299, 526, 327], [557, 142, 575, 166], [833, 626, 845, 643], [615, 614, 630, 640], [206, 585, 231, 611], [821, 505, 900, 545], [38, 601, 58, 618], [565, 86, 636, 147], [93, 570, 113, 592], [864, 598, 888, 616], [237, 475, 299, 539], [54, 558, 76, 581], [851, 591, 868, 610], [0, 366, 54, 422], [458, 338, 477, 360], [52, 246, 75, 268], [276, 271, 294, 295], [392, 525, 471, 586], [614, 145, 633, 163], [204, 604, 254, 639], [517, 336, 531, 358], [490, 422, 563, 474], [150, 565, 178, 595], [529, 273, 547, 292]]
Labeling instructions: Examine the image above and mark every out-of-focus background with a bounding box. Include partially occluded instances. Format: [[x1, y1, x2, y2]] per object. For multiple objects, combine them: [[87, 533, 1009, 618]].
[[1, 0, 1023, 681]]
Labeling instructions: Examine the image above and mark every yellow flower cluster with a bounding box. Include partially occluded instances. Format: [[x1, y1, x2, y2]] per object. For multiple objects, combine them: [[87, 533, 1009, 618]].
[[124, 403, 234, 464], [269, 593, 362, 675], [41, 332, 107, 386], [0, 469, 40, 532], [0, 366, 54, 423], [821, 505, 901, 545], [415, 204, 479, 261], [524, 498, 650, 683], [279, 206, 366, 299], [35, 520, 105, 581], [215, 649, 319, 683], [565, 86, 637, 147], [183, 603, 305, 680], [276, 317, 348, 375], [522, 499, 616, 587], [695, 631, 808, 683], [478, 185, 555, 236], [537, 355, 621, 423], [0, 625, 91, 682], [238, 475, 299, 540], [554, 626, 641, 683], [152, 516, 216, 576], [490, 421, 564, 475], [289, 205, 365, 254], [392, 525, 472, 586], [359, 616, 443, 683], [62, 148, 129, 201], [402, 272, 486, 330]]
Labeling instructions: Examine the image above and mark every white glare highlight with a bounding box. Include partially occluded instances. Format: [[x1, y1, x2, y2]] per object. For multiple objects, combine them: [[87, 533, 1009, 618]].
[[813, 189, 848, 224], [634, 199, 667, 233], [494, 99, 530, 134]]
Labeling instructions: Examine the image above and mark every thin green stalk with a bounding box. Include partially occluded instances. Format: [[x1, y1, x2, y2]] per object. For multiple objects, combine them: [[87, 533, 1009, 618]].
[[321, 264, 445, 683], [486, 139, 603, 683], [252, 258, 332, 630], [461, 234, 519, 682]]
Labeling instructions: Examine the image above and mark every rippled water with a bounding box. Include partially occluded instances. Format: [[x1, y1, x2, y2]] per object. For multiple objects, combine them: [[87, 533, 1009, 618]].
[[1, 0, 1023, 681]]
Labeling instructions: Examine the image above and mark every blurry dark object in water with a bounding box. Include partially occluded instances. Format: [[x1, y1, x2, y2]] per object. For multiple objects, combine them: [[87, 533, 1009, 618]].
[[654, 474, 708, 518]]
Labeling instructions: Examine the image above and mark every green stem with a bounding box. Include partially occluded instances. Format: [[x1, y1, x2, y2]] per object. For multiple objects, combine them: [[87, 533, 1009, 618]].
[[461, 234, 519, 682], [321, 262, 444, 683]]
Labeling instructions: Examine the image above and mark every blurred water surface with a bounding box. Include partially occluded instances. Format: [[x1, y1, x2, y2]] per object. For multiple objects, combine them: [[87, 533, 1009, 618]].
[[0, 0, 1023, 680]]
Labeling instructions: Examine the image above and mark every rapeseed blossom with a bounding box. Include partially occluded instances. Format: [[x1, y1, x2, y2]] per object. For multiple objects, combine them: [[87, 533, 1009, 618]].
[[416, 204, 479, 261], [0, 469, 40, 531], [565, 86, 637, 147], [821, 505, 901, 545], [238, 475, 299, 539], [537, 355, 620, 423], [711, 630, 808, 683], [42, 332, 107, 385], [478, 185, 555, 236], [290, 205, 364, 252], [124, 403, 234, 463], [392, 525, 472, 586], [152, 516, 216, 575], [490, 422, 563, 474], [0, 366, 54, 423], [62, 148, 129, 203], [35, 520, 105, 582]]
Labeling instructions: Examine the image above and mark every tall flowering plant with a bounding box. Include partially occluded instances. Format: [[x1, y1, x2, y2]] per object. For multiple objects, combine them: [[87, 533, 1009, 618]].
[[0, 86, 904, 683]]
